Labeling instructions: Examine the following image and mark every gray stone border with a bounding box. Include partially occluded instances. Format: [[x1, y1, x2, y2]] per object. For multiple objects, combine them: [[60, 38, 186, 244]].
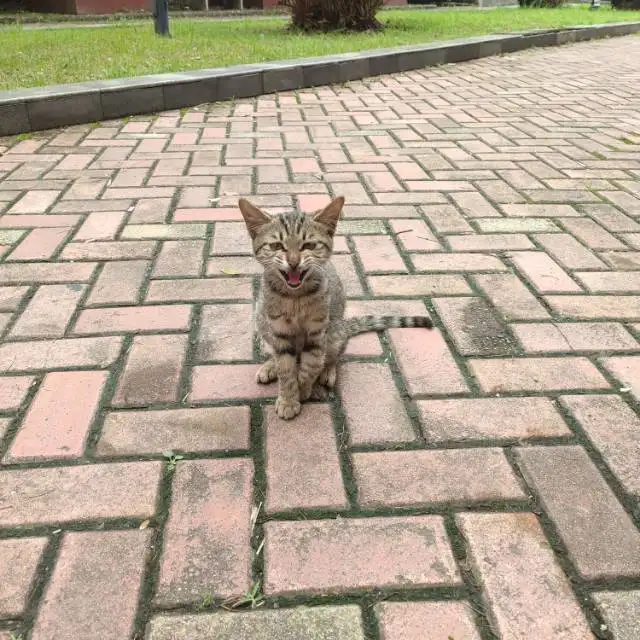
[[1, 21, 639, 136]]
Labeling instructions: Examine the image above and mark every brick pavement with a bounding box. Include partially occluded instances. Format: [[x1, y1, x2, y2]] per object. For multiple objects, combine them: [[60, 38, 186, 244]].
[[1, 35, 640, 640]]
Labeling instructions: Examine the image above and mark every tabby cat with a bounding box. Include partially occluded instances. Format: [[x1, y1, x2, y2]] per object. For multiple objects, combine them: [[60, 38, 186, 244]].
[[238, 196, 433, 420]]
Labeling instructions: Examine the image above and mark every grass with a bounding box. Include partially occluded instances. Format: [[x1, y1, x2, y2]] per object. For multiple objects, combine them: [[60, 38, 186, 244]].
[[0, 7, 639, 90]]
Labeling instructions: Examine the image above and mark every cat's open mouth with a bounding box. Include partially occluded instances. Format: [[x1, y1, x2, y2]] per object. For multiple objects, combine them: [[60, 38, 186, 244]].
[[284, 269, 305, 288]]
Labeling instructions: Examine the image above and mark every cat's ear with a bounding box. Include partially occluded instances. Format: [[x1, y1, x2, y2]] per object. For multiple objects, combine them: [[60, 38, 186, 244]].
[[313, 196, 344, 236], [238, 198, 272, 239]]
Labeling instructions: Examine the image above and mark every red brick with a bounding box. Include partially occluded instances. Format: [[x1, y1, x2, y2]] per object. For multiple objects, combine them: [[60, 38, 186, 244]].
[[63, 178, 107, 200], [390, 219, 441, 252], [339, 362, 415, 445], [10, 284, 85, 339], [352, 235, 406, 273], [297, 194, 331, 213], [473, 273, 549, 320], [371, 192, 447, 205], [191, 364, 275, 402], [601, 251, 640, 270], [332, 254, 364, 296], [561, 218, 626, 250], [593, 591, 640, 640], [517, 446, 640, 579], [448, 234, 534, 251], [469, 357, 609, 393], [389, 328, 468, 396], [585, 204, 640, 232], [405, 180, 473, 193], [146, 606, 365, 639], [86, 260, 149, 305], [475, 218, 559, 233], [457, 512, 593, 639], [0, 537, 48, 617], [421, 204, 473, 233], [513, 322, 638, 353], [0, 336, 122, 372], [0, 262, 95, 285], [264, 404, 347, 512], [369, 275, 470, 297], [61, 240, 156, 261], [576, 271, 640, 293], [344, 205, 420, 219], [8, 227, 70, 262], [418, 397, 570, 442], [362, 171, 404, 192], [74, 305, 191, 335], [173, 207, 242, 222], [601, 355, 640, 401], [290, 158, 320, 173], [97, 406, 250, 456], [434, 297, 518, 356], [502, 204, 580, 217], [390, 161, 429, 181], [354, 448, 524, 507], [264, 516, 459, 595], [155, 459, 253, 605], [121, 223, 206, 240], [0, 285, 29, 311], [73, 211, 126, 241], [211, 222, 252, 255], [546, 295, 640, 321], [197, 303, 253, 361], [534, 233, 606, 270], [411, 253, 506, 272], [6, 371, 107, 461], [450, 191, 503, 216], [31, 530, 151, 640], [207, 256, 262, 276], [561, 395, 639, 495], [9, 190, 60, 214], [509, 251, 581, 294], [0, 461, 161, 526], [375, 601, 481, 640], [112, 334, 187, 407], [0, 214, 80, 228], [0, 375, 35, 410], [146, 277, 252, 302], [129, 198, 172, 223]]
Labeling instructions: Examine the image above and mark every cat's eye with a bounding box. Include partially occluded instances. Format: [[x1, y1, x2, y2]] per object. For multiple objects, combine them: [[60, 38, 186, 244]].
[[302, 242, 317, 251], [269, 242, 285, 251]]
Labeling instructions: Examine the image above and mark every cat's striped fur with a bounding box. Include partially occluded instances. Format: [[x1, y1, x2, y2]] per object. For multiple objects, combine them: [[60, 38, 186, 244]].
[[238, 196, 433, 420]]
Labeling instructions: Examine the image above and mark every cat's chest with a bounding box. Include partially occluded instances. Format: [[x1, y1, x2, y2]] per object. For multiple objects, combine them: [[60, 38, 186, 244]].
[[266, 295, 328, 335]]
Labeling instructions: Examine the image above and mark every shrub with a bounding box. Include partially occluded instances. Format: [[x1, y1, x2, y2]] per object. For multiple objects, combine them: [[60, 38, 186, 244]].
[[519, 0, 564, 7], [279, 0, 385, 32], [611, 0, 640, 8]]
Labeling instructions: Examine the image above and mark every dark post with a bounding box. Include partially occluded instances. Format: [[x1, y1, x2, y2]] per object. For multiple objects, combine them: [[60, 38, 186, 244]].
[[153, 0, 171, 36]]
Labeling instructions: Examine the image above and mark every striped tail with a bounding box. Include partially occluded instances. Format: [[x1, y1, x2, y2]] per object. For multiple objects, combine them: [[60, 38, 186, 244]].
[[345, 315, 433, 337]]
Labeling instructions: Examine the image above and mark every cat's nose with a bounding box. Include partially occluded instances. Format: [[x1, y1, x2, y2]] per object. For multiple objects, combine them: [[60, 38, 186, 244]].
[[287, 253, 300, 270]]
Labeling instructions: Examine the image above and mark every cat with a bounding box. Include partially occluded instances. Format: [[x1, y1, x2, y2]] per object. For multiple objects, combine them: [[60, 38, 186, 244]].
[[238, 196, 433, 420]]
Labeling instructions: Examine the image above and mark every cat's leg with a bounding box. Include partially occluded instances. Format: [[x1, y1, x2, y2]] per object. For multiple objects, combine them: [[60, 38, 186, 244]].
[[256, 357, 277, 384], [297, 332, 326, 402], [317, 322, 347, 389], [273, 340, 301, 420]]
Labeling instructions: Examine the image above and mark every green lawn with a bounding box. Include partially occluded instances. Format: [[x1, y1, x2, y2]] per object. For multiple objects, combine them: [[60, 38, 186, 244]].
[[1, 7, 639, 91]]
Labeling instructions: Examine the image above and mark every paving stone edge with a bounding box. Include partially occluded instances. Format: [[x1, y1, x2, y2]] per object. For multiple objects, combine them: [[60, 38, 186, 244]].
[[1, 21, 639, 136]]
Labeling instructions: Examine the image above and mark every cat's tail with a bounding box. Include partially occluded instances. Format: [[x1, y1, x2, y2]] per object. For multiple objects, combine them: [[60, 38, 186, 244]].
[[345, 315, 433, 337]]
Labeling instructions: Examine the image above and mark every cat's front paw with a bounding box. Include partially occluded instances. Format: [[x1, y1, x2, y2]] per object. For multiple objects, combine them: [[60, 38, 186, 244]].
[[275, 396, 302, 420], [256, 359, 277, 384]]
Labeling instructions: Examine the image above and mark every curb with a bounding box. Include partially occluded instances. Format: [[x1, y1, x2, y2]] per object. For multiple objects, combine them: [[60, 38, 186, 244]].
[[1, 21, 639, 136]]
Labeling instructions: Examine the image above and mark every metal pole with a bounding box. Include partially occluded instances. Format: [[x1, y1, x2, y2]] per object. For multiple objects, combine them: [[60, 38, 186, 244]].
[[153, 0, 171, 37], [590, 0, 600, 9]]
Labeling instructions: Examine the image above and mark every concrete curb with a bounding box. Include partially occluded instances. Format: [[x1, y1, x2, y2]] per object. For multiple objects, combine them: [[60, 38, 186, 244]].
[[1, 20, 639, 136]]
